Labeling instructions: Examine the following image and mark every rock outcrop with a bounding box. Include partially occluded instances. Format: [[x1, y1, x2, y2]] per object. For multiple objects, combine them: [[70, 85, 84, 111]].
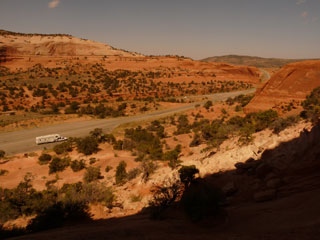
[[245, 60, 320, 113]]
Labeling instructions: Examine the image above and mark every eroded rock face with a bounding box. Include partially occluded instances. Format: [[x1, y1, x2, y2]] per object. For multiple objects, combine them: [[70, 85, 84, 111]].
[[0, 31, 140, 57], [245, 60, 320, 113]]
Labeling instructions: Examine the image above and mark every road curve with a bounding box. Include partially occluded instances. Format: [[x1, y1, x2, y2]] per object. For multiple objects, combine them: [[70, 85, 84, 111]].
[[0, 89, 255, 155]]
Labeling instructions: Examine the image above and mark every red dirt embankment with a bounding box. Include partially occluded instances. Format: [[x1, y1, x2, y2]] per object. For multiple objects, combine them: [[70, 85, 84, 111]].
[[245, 60, 320, 113]]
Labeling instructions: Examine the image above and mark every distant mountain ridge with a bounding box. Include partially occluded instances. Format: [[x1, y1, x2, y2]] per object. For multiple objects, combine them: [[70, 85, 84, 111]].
[[0, 29, 141, 57], [201, 55, 318, 68]]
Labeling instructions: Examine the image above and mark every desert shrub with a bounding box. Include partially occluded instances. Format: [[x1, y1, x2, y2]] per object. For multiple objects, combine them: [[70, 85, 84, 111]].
[[113, 140, 123, 150], [115, 161, 127, 185], [148, 179, 183, 219], [83, 166, 102, 183], [0, 176, 115, 235], [38, 153, 52, 165], [59, 182, 115, 207], [147, 120, 166, 138], [178, 165, 199, 187], [226, 94, 253, 107], [89, 157, 97, 165], [49, 157, 70, 174], [64, 101, 80, 114], [53, 141, 73, 155], [181, 179, 225, 221], [76, 136, 99, 155], [89, 128, 106, 143], [271, 116, 299, 134], [163, 145, 182, 169], [105, 166, 112, 172], [0, 150, 5, 159], [189, 133, 201, 147], [174, 115, 191, 135], [105, 134, 116, 144], [301, 87, 320, 122], [124, 127, 163, 160], [0, 169, 8, 176], [203, 100, 213, 110], [140, 160, 157, 182], [70, 159, 86, 172], [127, 168, 142, 181]]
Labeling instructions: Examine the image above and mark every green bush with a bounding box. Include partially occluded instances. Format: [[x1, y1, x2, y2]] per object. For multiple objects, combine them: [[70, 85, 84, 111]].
[[0, 150, 5, 159], [76, 137, 99, 155], [141, 160, 157, 182], [0, 178, 115, 234], [115, 161, 127, 185], [105, 166, 113, 172], [163, 145, 182, 169], [38, 153, 52, 165], [124, 127, 163, 160], [271, 116, 299, 134], [301, 87, 320, 122], [70, 160, 86, 172], [203, 100, 213, 110], [83, 166, 102, 183], [174, 115, 191, 135], [53, 141, 73, 155], [49, 157, 70, 174]]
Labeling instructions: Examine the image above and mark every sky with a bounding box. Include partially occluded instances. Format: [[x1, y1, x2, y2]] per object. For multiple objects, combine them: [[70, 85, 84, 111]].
[[0, 0, 319, 60]]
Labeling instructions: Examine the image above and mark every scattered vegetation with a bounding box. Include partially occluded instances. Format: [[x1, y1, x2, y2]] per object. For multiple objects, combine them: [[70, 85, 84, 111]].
[[76, 137, 99, 155], [115, 161, 127, 185], [70, 159, 86, 172], [48, 156, 70, 174], [0, 173, 115, 235], [38, 153, 52, 165], [301, 87, 320, 123], [83, 166, 102, 183]]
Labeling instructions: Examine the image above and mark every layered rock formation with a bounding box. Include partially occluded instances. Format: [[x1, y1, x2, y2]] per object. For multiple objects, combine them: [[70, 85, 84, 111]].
[[245, 60, 320, 113]]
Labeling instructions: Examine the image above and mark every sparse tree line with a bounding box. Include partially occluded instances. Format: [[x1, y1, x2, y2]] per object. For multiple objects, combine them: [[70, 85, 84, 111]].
[[0, 64, 252, 114]]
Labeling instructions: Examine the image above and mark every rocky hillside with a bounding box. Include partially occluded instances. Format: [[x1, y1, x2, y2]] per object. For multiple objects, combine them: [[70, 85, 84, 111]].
[[245, 60, 320, 113], [0, 30, 140, 57], [201, 55, 315, 68]]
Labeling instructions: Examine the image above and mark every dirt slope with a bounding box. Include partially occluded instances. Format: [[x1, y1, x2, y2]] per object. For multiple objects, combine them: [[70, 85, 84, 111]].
[[245, 60, 320, 113]]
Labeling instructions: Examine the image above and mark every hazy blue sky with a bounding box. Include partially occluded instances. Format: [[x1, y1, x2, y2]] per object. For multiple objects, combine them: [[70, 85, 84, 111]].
[[0, 0, 319, 59]]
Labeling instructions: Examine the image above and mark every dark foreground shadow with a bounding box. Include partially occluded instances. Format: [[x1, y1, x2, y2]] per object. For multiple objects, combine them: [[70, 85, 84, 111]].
[[4, 123, 320, 240]]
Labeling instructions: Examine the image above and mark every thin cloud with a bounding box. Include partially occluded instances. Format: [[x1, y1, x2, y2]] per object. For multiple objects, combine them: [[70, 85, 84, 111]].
[[296, 0, 307, 5], [48, 0, 60, 9], [301, 11, 309, 18]]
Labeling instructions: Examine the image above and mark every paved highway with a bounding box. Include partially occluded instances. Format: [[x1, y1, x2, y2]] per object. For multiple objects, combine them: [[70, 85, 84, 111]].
[[0, 89, 255, 155]]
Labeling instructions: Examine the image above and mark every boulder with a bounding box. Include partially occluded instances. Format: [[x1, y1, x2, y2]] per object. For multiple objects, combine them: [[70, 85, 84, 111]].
[[254, 189, 276, 202], [266, 178, 282, 189], [255, 163, 273, 178], [222, 181, 238, 196]]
